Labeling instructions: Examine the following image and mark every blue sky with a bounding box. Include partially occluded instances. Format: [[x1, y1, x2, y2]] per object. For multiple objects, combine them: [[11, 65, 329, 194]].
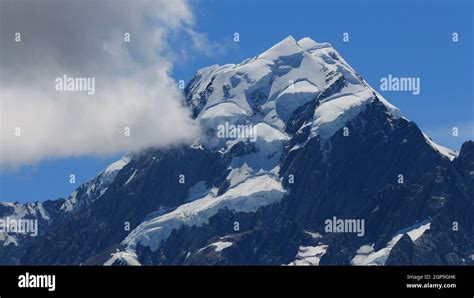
[[1, 0, 472, 203]]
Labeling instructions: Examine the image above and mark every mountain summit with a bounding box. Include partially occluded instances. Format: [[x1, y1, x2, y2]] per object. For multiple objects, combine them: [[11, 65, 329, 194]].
[[0, 37, 472, 266], [188, 35, 400, 131]]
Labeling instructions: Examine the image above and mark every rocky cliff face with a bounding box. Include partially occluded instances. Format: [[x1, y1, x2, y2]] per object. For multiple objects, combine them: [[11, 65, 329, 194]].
[[0, 36, 471, 266]]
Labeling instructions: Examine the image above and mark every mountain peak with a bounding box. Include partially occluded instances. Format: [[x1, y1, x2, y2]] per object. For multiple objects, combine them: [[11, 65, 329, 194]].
[[258, 35, 303, 61], [283, 35, 297, 43], [187, 35, 402, 138]]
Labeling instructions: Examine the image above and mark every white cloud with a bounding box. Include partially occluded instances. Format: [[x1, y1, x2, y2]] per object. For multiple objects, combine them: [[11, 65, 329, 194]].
[[0, 0, 205, 167]]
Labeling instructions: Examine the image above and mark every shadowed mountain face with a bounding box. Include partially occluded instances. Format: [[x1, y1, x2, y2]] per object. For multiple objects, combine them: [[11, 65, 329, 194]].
[[0, 36, 472, 266]]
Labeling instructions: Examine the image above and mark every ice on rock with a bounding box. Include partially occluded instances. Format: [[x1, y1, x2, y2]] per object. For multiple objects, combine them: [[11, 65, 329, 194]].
[[267, 51, 326, 102], [104, 156, 130, 175], [199, 101, 250, 129], [104, 250, 140, 266], [227, 164, 253, 188], [423, 133, 458, 160], [123, 174, 286, 252], [254, 122, 289, 143], [289, 243, 328, 266], [351, 220, 431, 266], [199, 241, 233, 253], [311, 89, 374, 139], [60, 155, 131, 213], [275, 80, 319, 121]]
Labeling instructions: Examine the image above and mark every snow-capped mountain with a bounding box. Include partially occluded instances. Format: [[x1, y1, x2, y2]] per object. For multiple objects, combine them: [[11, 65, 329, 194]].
[[1, 36, 472, 266]]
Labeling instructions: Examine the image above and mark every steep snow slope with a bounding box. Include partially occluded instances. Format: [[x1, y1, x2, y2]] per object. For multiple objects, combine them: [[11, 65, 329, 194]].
[[122, 174, 286, 253], [351, 220, 431, 266], [60, 155, 130, 212]]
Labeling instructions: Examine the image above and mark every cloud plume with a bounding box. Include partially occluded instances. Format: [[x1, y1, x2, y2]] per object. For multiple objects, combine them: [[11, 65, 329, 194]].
[[0, 0, 202, 167]]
